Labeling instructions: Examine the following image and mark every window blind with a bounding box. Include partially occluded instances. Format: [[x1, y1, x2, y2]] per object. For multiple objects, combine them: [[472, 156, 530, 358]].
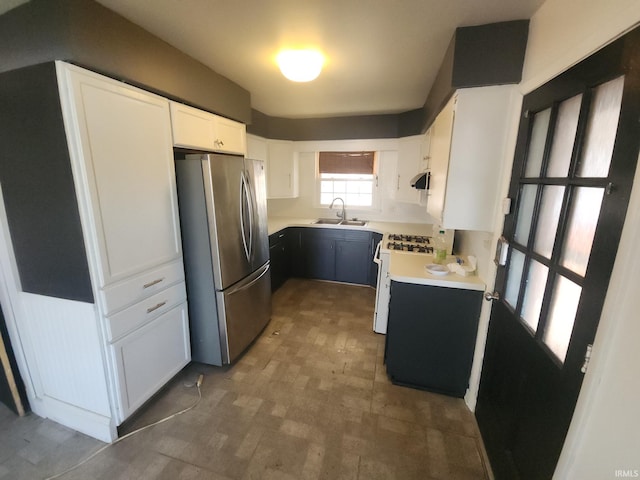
[[318, 151, 375, 174]]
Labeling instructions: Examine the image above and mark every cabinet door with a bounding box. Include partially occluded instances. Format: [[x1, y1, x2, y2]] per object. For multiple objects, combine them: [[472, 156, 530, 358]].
[[60, 65, 182, 285], [302, 230, 335, 280], [335, 239, 370, 285], [395, 135, 423, 204], [421, 129, 432, 171], [287, 228, 305, 278], [269, 230, 289, 292], [444, 85, 515, 231], [247, 134, 268, 161], [111, 302, 190, 423], [267, 140, 298, 198], [426, 95, 456, 224], [169, 101, 216, 151], [212, 115, 246, 155], [385, 281, 482, 397]]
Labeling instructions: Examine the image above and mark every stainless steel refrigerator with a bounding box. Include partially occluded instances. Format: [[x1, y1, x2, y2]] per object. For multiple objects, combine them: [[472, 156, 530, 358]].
[[175, 153, 271, 366]]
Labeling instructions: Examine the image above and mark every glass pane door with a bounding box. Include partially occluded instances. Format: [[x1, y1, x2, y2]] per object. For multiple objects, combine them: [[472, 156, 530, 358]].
[[504, 75, 624, 363]]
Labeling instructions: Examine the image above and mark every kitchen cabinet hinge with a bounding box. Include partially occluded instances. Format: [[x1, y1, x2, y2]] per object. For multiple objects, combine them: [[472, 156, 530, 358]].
[[580, 344, 593, 374]]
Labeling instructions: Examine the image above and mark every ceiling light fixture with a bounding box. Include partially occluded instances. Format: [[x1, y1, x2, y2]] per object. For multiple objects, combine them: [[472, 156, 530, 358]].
[[276, 49, 324, 82]]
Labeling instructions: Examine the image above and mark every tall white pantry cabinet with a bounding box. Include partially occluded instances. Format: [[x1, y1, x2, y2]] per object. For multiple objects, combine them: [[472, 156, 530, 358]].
[[2, 62, 191, 442]]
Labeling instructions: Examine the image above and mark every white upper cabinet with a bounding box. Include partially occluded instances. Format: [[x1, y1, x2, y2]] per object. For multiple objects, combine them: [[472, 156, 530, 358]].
[[169, 101, 246, 155], [395, 135, 424, 204], [60, 66, 183, 286], [267, 139, 298, 198], [246, 133, 268, 161], [212, 114, 247, 155], [427, 96, 456, 223], [427, 85, 516, 231], [394, 130, 431, 205]]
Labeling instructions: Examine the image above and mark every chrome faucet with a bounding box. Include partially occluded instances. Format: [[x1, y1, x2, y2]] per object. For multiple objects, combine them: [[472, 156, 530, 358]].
[[329, 197, 346, 221]]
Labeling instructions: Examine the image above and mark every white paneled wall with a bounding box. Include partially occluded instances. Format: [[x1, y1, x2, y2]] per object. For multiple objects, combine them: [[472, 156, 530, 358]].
[[19, 293, 110, 415]]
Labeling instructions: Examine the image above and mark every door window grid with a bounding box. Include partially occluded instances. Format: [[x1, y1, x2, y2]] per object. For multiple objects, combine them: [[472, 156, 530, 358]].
[[504, 75, 624, 364]]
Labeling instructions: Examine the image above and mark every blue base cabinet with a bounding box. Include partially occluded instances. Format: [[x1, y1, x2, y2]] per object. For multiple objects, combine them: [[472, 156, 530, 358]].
[[270, 227, 375, 288], [385, 280, 482, 397], [268, 230, 289, 292]]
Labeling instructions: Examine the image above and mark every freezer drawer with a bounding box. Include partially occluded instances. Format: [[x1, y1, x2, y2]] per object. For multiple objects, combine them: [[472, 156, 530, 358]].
[[218, 262, 272, 363]]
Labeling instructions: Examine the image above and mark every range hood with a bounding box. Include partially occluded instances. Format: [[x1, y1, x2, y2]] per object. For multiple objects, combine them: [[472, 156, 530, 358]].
[[410, 171, 430, 190]]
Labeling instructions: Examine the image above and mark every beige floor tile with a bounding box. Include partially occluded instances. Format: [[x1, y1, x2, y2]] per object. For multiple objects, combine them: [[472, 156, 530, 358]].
[[0, 278, 488, 480]]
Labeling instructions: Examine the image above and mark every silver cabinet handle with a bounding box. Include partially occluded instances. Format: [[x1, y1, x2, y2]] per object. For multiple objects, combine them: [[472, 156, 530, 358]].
[[146, 301, 167, 313], [143, 278, 164, 289]]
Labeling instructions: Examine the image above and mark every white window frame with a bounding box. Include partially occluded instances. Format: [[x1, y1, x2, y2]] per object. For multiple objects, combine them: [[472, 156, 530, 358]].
[[315, 151, 379, 211]]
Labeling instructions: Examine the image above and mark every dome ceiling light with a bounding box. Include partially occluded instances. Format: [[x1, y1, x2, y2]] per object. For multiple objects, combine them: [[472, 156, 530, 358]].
[[276, 49, 325, 82]]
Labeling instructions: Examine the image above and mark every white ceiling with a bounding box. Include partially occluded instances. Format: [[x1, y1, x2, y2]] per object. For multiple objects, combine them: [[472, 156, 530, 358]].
[[3, 0, 546, 118]]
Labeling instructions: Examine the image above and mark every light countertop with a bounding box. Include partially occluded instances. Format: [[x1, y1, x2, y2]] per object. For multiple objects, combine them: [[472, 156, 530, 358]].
[[267, 216, 432, 236], [267, 216, 484, 291], [388, 253, 485, 291]]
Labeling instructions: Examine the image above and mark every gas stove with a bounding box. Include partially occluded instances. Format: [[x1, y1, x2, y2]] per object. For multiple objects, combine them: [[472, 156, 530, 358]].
[[384, 233, 433, 255]]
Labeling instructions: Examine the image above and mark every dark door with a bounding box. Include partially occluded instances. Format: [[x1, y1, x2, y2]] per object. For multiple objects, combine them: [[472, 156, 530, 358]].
[[476, 29, 640, 479]]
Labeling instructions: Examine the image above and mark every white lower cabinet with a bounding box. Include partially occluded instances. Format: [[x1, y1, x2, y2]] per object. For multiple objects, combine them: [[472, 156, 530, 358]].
[[0, 61, 192, 443], [111, 302, 190, 422], [56, 62, 191, 437], [105, 282, 187, 342]]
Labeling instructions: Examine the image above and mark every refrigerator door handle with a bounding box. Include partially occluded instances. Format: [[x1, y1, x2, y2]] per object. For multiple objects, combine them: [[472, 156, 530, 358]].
[[244, 169, 254, 260], [239, 173, 250, 262], [225, 263, 270, 296]]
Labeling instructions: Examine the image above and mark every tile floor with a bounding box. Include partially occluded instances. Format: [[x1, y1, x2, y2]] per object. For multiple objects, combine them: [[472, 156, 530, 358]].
[[0, 278, 490, 479]]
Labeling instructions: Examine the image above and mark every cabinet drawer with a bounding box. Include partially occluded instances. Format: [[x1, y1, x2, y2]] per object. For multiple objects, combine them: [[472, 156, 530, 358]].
[[105, 282, 186, 342], [269, 229, 287, 248], [111, 302, 190, 423], [100, 260, 185, 315]]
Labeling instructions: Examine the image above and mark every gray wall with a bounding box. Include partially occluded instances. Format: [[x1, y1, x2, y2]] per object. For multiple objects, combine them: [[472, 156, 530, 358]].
[[0, 0, 251, 124], [0, 2, 528, 139], [0, 63, 94, 303], [248, 109, 424, 141]]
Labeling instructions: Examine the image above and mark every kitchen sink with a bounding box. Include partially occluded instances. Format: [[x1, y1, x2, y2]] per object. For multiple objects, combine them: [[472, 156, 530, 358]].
[[313, 218, 368, 227], [341, 220, 368, 226], [314, 218, 343, 225]]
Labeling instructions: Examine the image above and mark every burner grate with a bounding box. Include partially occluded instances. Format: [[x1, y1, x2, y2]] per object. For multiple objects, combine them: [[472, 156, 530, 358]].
[[386, 241, 433, 254]]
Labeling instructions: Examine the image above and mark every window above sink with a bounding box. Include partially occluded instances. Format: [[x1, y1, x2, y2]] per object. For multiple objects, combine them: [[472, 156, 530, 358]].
[[317, 151, 377, 208]]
